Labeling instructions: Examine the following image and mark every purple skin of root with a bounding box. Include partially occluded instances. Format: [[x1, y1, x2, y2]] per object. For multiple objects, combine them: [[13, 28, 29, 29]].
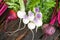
[[23, 15, 28, 19], [36, 13, 41, 19], [28, 11, 34, 17], [35, 7, 39, 12], [43, 24, 55, 36], [42, 25, 55, 40]]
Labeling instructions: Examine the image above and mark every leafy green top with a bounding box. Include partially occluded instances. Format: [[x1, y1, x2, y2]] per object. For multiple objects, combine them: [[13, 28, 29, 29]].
[[5, 0, 56, 23]]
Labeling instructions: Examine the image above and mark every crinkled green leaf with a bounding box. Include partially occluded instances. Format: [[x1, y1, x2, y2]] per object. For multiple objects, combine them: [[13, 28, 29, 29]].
[[6, 2, 19, 12], [26, 0, 56, 23], [10, 0, 18, 3], [5, 0, 56, 23]]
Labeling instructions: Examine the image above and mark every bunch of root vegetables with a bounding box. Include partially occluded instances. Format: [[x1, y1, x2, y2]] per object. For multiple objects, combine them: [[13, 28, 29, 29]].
[[0, 0, 60, 40]]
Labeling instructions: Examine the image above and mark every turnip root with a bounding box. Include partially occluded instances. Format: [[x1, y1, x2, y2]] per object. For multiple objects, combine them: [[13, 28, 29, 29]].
[[23, 15, 29, 24], [17, 11, 26, 19], [28, 22, 35, 40], [28, 11, 34, 21], [28, 22, 35, 29], [17, 11, 26, 30]]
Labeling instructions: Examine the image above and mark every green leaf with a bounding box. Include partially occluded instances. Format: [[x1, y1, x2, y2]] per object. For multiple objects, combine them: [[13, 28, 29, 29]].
[[5, 0, 56, 24], [26, 0, 40, 10], [6, 2, 19, 12], [10, 0, 18, 3]]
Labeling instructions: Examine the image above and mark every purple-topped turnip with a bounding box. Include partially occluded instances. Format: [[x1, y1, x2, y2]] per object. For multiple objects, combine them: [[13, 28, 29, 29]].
[[28, 22, 35, 40], [28, 11, 34, 21]]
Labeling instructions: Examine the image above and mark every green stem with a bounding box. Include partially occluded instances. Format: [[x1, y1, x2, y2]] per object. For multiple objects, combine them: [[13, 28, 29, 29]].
[[19, 0, 25, 11]]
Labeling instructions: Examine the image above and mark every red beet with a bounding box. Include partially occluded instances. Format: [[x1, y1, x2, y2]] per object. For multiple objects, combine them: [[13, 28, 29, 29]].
[[43, 24, 55, 35], [42, 24, 55, 40], [42, 0, 57, 39], [4, 10, 18, 32]]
